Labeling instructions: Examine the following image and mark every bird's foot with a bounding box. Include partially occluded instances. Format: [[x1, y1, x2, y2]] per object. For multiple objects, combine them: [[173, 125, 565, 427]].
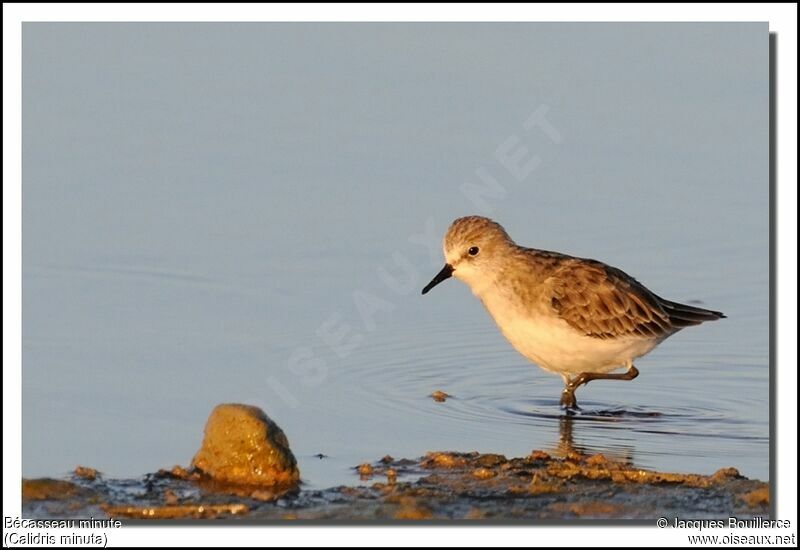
[[560, 387, 581, 411]]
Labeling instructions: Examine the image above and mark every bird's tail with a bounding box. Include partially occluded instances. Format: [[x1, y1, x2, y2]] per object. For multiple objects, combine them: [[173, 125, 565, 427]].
[[657, 298, 726, 328]]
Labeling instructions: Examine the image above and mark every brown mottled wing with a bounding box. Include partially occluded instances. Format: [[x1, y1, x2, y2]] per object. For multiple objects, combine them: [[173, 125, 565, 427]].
[[545, 260, 674, 339]]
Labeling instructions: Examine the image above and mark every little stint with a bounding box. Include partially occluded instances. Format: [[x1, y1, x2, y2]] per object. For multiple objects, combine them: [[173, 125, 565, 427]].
[[421, 216, 725, 410]]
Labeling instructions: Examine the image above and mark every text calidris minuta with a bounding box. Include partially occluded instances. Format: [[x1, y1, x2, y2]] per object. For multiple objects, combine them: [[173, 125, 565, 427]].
[[421, 216, 725, 410]]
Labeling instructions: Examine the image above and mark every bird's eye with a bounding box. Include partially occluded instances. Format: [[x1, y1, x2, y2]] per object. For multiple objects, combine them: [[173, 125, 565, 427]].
[[468, 246, 479, 256]]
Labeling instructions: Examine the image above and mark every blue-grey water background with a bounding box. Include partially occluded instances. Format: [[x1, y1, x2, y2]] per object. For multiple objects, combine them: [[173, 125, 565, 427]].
[[22, 23, 769, 487]]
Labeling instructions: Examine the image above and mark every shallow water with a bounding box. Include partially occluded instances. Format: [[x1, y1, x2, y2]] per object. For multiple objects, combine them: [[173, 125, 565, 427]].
[[22, 23, 768, 489]]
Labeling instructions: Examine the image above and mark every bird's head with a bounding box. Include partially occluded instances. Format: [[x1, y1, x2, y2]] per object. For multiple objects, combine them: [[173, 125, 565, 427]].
[[422, 216, 515, 295]]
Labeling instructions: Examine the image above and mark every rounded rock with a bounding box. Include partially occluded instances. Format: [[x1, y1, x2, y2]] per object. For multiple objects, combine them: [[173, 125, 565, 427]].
[[191, 404, 299, 488]]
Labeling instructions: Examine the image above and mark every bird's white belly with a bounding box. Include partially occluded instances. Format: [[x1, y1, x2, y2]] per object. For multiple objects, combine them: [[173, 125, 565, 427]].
[[488, 309, 660, 376]]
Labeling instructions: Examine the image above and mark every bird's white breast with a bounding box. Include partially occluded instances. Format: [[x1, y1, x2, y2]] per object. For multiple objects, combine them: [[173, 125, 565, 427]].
[[477, 286, 660, 376]]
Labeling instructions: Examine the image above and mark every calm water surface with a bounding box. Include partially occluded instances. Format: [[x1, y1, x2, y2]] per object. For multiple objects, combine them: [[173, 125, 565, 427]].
[[22, 23, 768, 488]]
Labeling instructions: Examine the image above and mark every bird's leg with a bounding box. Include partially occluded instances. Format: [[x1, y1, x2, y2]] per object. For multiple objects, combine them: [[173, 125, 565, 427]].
[[560, 385, 580, 410], [560, 374, 580, 410], [572, 365, 640, 389], [560, 365, 640, 410]]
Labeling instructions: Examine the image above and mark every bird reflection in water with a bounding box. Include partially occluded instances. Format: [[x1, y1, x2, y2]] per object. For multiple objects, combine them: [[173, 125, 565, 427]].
[[546, 415, 635, 466]]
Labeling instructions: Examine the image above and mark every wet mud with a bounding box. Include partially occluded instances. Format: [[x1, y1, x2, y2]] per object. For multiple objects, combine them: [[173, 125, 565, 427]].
[[22, 448, 768, 520]]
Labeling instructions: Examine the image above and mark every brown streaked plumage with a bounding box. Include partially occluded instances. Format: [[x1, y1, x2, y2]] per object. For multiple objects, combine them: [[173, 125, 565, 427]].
[[422, 216, 725, 410]]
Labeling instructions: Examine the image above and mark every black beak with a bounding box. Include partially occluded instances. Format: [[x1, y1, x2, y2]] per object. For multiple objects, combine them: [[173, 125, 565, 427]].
[[421, 264, 454, 295]]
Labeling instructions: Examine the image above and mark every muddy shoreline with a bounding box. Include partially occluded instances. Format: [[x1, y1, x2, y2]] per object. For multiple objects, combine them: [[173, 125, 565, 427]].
[[22, 448, 768, 521], [23, 404, 768, 520]]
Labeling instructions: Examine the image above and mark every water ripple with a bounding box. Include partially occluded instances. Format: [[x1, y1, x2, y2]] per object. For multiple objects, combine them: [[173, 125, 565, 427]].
[[334, 313, 768, 479]]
